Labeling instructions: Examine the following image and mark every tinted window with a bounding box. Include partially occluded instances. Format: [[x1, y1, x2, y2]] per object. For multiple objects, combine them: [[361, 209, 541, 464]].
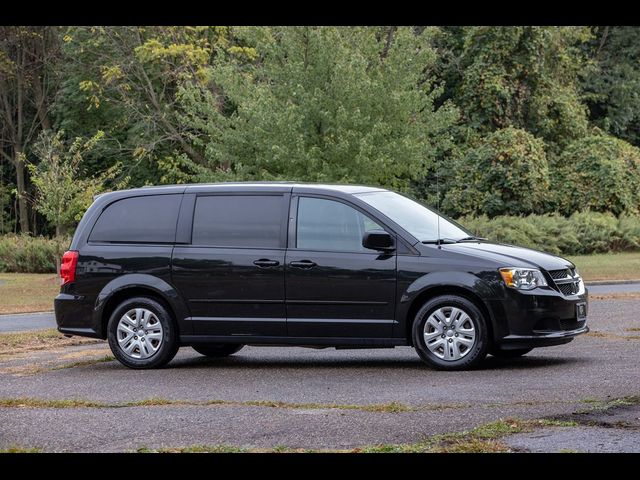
[[192, 195, 283, 248], [296, 197, 383, 252], [89, 194, 182, 243]]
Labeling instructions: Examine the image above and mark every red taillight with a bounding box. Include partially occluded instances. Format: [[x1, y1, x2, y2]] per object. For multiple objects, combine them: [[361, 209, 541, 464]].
[[60, 250, 79, 285]]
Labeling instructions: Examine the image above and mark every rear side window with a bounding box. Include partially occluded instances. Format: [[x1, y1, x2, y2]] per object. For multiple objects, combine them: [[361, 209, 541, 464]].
[[192, 195, 283, 248], [89, 195, 182, 243]]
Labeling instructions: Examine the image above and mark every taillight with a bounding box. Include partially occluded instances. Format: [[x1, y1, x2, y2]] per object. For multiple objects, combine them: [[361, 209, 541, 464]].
[[60, 250, 79, 285]]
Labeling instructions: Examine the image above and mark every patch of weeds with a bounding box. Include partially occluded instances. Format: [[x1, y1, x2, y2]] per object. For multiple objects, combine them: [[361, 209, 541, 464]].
[[51, 355, 114, 370], [0, 445, 42, 453], [138, 445, 248, 453], [0, 397, 105, 408], [0, 329, 100, 356]]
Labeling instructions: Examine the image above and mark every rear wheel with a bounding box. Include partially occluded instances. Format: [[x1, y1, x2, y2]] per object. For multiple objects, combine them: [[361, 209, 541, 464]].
[[490, 348, 533, 358], [192, 344, 244, 358], [107, 297, 179, 369], [412, 295, 489, 370]]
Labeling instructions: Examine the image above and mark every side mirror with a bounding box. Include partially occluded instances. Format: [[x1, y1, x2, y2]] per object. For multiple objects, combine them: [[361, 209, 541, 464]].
[[362, 230, 395, 252]]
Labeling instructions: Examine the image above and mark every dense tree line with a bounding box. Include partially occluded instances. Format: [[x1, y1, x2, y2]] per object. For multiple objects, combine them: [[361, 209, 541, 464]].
[[1, 26, 639, 236]]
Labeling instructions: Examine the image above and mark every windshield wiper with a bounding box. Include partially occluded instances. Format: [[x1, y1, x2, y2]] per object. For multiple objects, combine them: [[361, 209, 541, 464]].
[[422, 238, 458, 244], [455, 236, 486, 242], [422, 236, 486, 245]]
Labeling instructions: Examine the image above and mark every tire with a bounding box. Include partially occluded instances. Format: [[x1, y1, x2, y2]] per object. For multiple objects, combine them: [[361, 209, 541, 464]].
[[412, 295, 489, 371], [490, 348, 533, 358], [107, 296, 179, 369], [192, 344, 244, 358]]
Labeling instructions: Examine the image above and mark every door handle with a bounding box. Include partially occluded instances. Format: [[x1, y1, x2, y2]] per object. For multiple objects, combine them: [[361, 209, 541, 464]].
[[253, 259, 280, 268], [289, 260, 317, 269]]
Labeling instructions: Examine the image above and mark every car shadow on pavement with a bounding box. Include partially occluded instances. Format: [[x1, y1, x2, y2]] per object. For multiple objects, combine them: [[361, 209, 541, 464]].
[[155, 352, 587, 372]]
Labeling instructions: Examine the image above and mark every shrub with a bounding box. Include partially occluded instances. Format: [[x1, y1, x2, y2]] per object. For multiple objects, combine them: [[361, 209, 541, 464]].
[[552, 134, 640, 215], [459, 211, 640, 256], [0, 235, 70, 273], [443, 128, 550, 218]]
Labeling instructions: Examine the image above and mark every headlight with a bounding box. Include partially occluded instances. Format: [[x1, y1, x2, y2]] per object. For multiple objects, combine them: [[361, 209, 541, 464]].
[[499, 267, 548, 290]]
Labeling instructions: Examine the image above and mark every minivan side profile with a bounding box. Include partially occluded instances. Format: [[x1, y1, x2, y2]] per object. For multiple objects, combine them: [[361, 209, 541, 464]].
[[55, 183, 588, 370]]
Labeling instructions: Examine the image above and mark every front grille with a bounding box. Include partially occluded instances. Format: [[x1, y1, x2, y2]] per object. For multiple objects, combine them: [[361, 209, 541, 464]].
[[558, 282, 580, 295], [549, 269, 570, 280], [548, 268, 582, 296]]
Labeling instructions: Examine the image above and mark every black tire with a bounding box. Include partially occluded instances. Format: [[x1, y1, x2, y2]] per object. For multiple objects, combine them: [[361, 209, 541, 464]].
[[107, 296, 179, 369], [412, 295, 489, 371], [490, 348, 533, 358], [192, 344, 244, 358]]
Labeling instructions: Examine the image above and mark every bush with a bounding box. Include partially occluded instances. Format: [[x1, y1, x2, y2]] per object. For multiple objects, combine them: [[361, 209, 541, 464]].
[[552, 133, 640, 215], [0, 235, 70, 273], [443, 128, 550, 217], [459, 211, 640, 256]]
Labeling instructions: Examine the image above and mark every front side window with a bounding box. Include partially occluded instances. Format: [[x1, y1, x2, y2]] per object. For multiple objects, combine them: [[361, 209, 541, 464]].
[[89, 194, 182, 243], [296, 197, 383, 252], [192, 195, 283, 248]]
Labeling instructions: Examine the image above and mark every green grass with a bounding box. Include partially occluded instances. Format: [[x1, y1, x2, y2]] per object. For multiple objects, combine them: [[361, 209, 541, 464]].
[[0, 328, 98, 356], [0, 273, 59, 314], [566, 252, 640, 281], [0, 446, 42, 453]]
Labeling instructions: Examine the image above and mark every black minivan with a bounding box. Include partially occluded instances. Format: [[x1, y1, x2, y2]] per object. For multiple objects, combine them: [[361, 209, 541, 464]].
[[55, 183, 588, 370]]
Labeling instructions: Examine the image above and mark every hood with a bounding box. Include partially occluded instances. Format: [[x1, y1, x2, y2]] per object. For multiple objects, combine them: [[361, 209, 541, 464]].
[[439, 242, 573, 271]]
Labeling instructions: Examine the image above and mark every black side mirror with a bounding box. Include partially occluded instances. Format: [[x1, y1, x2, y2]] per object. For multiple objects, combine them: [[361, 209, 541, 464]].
[[362, 230, 395, 252]]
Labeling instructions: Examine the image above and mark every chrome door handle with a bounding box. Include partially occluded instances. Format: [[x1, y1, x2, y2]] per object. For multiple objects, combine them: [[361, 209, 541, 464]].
[[253, 259, 280, 268], [289, 260, 317, 269]]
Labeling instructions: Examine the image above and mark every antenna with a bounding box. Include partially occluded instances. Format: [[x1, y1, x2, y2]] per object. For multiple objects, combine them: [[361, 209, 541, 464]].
[[436, 164, 441, 249]]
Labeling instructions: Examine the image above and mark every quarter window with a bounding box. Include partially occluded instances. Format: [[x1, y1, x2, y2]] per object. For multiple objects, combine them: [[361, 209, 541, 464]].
[[296, 197, 384, 252], [89, 195, 182, 243], [192, 195, 283, 248]]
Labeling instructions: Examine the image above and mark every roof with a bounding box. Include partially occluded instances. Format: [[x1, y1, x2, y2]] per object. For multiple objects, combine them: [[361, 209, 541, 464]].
[[99, 182, 388, 197]]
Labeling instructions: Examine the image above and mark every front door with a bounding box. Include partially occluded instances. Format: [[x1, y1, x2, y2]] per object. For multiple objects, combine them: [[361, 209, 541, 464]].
[[172, 193, 289, 336], [285, 195, 397, 338]]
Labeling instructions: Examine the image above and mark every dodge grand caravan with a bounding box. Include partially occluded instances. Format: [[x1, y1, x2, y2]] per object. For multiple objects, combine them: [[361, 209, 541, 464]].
[[55, 183, 588, 370]]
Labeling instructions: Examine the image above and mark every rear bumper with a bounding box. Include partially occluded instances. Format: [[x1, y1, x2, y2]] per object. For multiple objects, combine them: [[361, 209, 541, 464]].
[[54, 293, 102, 338]]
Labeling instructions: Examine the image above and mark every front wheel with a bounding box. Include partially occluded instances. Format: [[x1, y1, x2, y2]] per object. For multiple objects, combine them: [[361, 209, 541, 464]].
[[192, 344, 244, 358], [107, 297, 179, 369], [412, 295, 489, 370]]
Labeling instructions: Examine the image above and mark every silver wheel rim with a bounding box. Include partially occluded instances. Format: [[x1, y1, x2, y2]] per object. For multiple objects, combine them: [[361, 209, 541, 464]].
[[116, 308, 164, 360], [423, 306, 476, 361]]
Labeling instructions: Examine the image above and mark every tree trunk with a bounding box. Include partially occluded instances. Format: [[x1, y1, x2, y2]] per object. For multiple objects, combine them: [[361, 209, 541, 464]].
[[14, 148, 30, 233]]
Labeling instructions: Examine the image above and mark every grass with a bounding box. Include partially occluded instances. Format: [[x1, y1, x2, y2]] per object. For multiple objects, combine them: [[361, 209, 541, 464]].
[[577, 395, 640, 413], [136, 418, 580, 454], [0, 446, 42, 453], [566, 252, 640, 281], [0, 328, 99, 356], [0, 273, 59, 314]]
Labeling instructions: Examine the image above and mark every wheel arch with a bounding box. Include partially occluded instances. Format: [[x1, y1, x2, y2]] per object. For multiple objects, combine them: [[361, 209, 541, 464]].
[[403, 285, 495, 347], [94, 274, 189, 339]]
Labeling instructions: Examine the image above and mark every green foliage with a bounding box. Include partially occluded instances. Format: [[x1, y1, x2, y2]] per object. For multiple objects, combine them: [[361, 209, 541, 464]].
[[460, 211, 640, 256], [0, 235, 69, 273], [582, 27, 640, 146], [552, 133, 640, 216], [178, 26, 459, 191], [443, 128, 550, 217], [452, 26, 591, 151], [28, 130, 125, 235]]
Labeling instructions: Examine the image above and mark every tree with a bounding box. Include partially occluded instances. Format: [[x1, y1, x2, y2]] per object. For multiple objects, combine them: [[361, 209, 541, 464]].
[[0, 26, 60, 233], [552, 132, 640, 215], [440, 26, 592, 152], [582, 26, 640, 147], [29, 130, 123, 236], [178, 26, 459, 191], [443, 127, 550, 217]]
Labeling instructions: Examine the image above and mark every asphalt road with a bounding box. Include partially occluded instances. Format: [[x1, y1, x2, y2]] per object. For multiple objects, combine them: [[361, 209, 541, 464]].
[[0, 298, 639, 452]]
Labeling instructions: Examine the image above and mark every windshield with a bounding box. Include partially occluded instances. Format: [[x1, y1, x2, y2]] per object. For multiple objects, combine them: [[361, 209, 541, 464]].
[[355, 191, 470, 242]]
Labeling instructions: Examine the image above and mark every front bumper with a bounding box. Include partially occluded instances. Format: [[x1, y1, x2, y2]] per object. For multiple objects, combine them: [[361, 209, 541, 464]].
[[488, 285, 589, 350]]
